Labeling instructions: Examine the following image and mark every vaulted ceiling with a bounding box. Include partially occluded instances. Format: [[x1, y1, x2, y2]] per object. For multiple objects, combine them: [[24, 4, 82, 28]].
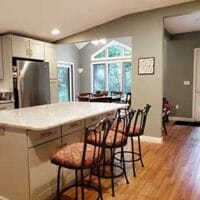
[[0, 0, 194, 41]]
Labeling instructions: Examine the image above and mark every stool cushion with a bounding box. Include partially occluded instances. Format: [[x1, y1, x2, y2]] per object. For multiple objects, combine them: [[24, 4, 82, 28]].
[[51, 143, 100, 169], [116, 123, 142, 137], [88, 130, 127, 147]]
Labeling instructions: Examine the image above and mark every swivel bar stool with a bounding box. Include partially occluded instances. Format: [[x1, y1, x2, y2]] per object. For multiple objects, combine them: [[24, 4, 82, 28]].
[[50, 118, 112, 200], [115, 104, 151, 177], [87, 109, 135, 197]]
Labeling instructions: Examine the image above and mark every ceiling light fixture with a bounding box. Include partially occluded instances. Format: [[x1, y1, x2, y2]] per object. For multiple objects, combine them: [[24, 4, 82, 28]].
[[99, 39, 107, 44], [51, 28, 60, 35], [91, 38, 107, 45], [91, 40, 99, 45]]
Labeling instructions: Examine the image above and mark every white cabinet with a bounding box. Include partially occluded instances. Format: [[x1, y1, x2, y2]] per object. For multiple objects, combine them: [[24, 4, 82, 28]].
[[0, 37, 3, 80], [0, 102, 14, 110], [28, 138, 61, 200], [29, 39, 45, 60], [12, 35, 44, 60], [50, 80, 58, 103], [45, 43, 57, 79]]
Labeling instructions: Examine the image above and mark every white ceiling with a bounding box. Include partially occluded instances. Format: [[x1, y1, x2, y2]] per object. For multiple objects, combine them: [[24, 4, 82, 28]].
[[165, 11, 200, 34], [0, 0, 194, 42]]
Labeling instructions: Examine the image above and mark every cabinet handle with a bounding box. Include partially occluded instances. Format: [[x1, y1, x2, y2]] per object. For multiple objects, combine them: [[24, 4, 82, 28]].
[[70, 123, 79, 128], [40, 131, 52, 138], [0, 127, 5, 136], [91, 117, 98, 121]]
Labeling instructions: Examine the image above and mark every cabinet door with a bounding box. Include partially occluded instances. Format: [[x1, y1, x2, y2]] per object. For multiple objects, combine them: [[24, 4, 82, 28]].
[[45, 43, 57, 79], [50, 80, 58, 103], [62, 130, 84, 188], [28, 138, 61, 200], [12, 35, 29, 58], [29, 39, 44, 60], [0, 37, 3, 79]]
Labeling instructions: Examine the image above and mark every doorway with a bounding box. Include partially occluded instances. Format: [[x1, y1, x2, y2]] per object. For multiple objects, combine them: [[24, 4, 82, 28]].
[[57, 62, 74, 102]]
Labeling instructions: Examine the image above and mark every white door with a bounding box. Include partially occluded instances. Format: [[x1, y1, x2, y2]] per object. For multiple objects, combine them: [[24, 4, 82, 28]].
[[194, 49, 200, 121]]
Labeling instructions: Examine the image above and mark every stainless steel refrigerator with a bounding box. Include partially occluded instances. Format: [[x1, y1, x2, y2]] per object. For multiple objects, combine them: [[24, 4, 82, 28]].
[[13, 60, 50, 108]]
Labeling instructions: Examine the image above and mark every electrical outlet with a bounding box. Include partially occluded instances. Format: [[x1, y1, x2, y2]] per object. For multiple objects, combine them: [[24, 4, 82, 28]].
[[175, 105, 179, 109]]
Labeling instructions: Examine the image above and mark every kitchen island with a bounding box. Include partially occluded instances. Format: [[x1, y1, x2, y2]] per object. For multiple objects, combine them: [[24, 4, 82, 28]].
[[0, 102, 126, 200]]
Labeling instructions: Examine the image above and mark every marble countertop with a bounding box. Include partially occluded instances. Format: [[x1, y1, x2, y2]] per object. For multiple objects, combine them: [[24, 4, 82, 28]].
[[0, 102, 126, 131]]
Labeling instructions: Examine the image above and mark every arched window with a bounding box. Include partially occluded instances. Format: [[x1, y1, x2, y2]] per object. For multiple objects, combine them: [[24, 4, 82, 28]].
[[91, 40, 132, 94]]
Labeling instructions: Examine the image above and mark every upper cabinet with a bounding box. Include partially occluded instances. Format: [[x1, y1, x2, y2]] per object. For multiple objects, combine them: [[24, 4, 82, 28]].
[[12, 35, 44, 60], [0, 37, 3, 80], [44, 43, 57, 79]]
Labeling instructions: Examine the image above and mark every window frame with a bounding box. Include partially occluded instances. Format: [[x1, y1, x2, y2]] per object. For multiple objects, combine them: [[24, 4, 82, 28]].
[[91, 40, 132, 93], [91, 59, 132, 93], [57, 61, 75, 102]]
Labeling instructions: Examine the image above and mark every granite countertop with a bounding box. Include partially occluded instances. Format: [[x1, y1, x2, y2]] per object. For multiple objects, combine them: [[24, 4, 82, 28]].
[[0, 102, 126, 131]]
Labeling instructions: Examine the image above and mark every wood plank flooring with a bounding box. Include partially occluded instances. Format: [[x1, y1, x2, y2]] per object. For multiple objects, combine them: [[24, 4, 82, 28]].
[[62, 122, 200, 200]]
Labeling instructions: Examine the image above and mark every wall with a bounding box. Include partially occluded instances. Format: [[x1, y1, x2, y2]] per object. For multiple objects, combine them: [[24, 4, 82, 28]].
[[56, 44, 80, 97], [79, 37, 132, 92], [57, 1, 200, 139], [164, 32, 200, 118]]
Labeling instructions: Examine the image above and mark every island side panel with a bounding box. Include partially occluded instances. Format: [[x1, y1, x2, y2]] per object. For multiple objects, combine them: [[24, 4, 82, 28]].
[[0, 127, 29, 200]]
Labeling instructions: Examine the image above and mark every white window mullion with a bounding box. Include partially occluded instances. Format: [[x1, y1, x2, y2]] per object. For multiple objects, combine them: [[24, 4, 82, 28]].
[[120, 62, 123, 92], [106, 63, 109, 91]]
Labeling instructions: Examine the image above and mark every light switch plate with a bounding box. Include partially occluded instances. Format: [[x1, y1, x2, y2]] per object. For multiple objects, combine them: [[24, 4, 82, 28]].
[[184, 81, 190, 85]]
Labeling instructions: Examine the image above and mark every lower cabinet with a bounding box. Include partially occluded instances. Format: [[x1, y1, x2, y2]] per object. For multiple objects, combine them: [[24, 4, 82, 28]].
[[28, 138, 61, 200], [61, 130, 84, 188]]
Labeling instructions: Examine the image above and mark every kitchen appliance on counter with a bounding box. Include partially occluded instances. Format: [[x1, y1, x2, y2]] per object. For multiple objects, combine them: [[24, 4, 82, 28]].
[[13, 60, 50, 108]]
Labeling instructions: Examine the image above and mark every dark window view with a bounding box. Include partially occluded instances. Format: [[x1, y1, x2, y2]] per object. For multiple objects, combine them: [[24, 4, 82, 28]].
[[93, 63, 106, 91], [58, 66, 70, 102], [108, 63, 121, 92]]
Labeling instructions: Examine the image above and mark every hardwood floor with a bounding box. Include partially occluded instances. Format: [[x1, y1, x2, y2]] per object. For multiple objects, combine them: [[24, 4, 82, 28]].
[[62, 122, 200, 200]]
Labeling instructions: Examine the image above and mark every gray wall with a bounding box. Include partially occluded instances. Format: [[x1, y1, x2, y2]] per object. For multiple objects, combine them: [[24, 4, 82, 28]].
[[79, 37, 132, 92], [57, 1, 200, 138], [56, 44, 80, 96], [164, 32, 200, 118]]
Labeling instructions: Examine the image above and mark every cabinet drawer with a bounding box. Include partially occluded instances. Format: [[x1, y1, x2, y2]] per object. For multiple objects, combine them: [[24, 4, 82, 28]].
[[27, 128, 61, 148], [85, 115, 102, 127], [0, 103, 14, 110], [62, 120, 84, 136], [102, 111, 115, 119]]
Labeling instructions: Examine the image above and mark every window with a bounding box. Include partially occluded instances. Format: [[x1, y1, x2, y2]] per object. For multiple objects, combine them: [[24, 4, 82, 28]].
[[91, 40, 132, 93]]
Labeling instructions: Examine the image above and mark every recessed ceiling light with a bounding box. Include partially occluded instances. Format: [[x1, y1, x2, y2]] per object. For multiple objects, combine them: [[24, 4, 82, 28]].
[[51, 28, 60, 35]]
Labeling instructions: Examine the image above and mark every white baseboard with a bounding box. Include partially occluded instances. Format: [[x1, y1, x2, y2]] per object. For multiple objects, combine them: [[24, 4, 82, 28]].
[[169, 116, 193, 122], [140, 135, 163, 144]]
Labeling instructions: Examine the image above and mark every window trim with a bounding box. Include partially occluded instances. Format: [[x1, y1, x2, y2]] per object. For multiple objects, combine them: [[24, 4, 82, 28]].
[[91, 40, 132, 61], [91, 59, 132, 93], [57, 61, 75, 101]]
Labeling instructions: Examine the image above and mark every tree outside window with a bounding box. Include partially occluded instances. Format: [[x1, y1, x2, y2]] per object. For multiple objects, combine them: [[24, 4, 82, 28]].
[[91, 40, 132, 94]]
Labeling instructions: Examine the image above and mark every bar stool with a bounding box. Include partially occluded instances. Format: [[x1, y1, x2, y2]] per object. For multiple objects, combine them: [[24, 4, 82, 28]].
[[115, 104, 151, 177], [50, 118, 112, 200], [87, 110, 135, 197]]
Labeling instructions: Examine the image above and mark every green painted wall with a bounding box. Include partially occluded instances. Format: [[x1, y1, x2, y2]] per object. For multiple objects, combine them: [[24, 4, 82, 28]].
[[164, 32, 200, 118], [57, 1, 200, 138]]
